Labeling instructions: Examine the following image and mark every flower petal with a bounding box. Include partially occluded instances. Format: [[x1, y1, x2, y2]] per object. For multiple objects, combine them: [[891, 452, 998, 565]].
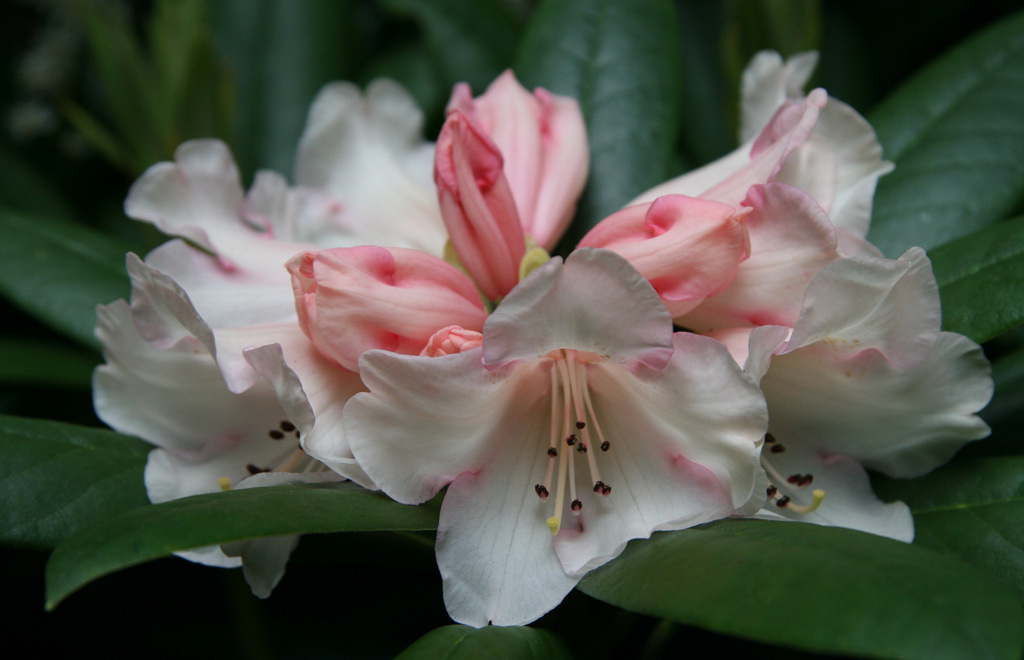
[[292, 79, 445, 255], [758, 449, 914, 542], [739, 50, 819, 142], [677, 183, 839, 331], [762, 331, 992, 478], [483, 248, 674, 370]]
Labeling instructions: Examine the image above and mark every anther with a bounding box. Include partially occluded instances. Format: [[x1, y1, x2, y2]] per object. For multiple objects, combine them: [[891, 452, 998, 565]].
[[534, 484, 550, 500], [787, 474, 802, 484], [593, 480, 606, 493], [547, 447, 558, 458], [765, 432, 776, 444], [280, 421, 296, 432], [601, 484, 612, 496], [776, 495, 791, 508], [246, 464, 269, 475], [600, 440, 610, 451], [798, 474, 814, 487], [766, 484, 778, 497], [770, 443, 786, 453], [571, 499, 583, 514], [566, 434, 577, 446], [576, 421, 586, 430], [576, 443, 588, 454], [268, 429, 286, 440]]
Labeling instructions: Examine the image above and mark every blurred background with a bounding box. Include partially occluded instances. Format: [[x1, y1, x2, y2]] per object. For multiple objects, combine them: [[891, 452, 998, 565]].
[[1, 1, 1020, 657]]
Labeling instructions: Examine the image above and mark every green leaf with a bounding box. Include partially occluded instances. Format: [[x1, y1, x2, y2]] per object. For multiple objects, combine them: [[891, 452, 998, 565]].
[[45, 481, 440, 609], [0, 415, 150, 550], [873, 457, 1024, 601], [867, 10, 1024, 257], [0, 338, 98, 387], [207, 0, 358, 178], [928, 215, 1024, 342], [673, 1, 731, 166], [0, 209, 130, 349], [982, 346, 1024, 445], [396, 625, 573, 660], [515, 0, 683, 241], [0, 145, 75, 220], [580, 519, 1024, 660], [380, 0, 522, 114]]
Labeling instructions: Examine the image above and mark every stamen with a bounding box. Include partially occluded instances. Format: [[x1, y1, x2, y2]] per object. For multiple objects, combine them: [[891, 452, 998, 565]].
[[547, 447, 558, 458], [776, 495, 791, 508], [576, 421, 586, 430], [280, 420, 296, 432], [572, 357, 606, 490], [268, 429, 286, 440], [571, 499, 583, 514], [770, 443, 786, 453], [534, 484, 549, 500], [600, 441, 610, 452], [786, 489, 826, 514], [766, 484, 778, 497]]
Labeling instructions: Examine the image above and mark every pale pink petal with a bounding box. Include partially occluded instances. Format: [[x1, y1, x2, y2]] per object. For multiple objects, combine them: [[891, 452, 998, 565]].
[[287, 246, 487, 372], [435, 111, 526, 301], [578, 196, 750, 316], [762, 331, 992, 478], [436, 424, 581, 626], [528, 89, 588, 249], [786, 248, 941, 368], [292, 79, 446, 255], [739, 51, 819, 142], [676, 183, 839, 331], [345, 349, 537, 505], [483, 248, 674, 370], [757, 450, 914, 542], [420, 326, 484, 357], [629, 145, 753, 206], [124, 140, 249, 255]]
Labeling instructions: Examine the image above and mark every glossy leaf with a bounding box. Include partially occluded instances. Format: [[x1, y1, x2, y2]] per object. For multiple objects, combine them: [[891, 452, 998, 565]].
[[0, 415, 150, 550], [873, 457, 1024, 600], [867, 10, 1024, 256], [0, 145, 75, 220], [580, 519, 1024, 660], [207, 0, 357, 178], [928, 215, 1024, 342], [45, 481, 440, 609], [0, 210, 130, 349], [396, 625, 573, 660], [380, 0, 522, 115], [0, 338, 98, 387], [981, 346, 1024, 448], [514, 0, 683, 241]]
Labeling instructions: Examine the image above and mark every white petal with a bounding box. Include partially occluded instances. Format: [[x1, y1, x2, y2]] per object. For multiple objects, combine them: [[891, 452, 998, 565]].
[[345, 349, 543, 504], [628, 144, 754, 206], [785, 248, 941, 368], [763, 332, 992, 478], [483, 249, 674, 370], [436, 429, 580, 626], [292, 79, 446, 255], [739, 50, 819, 142], [759, 449, 914, 542], [124, 140, 248, 255]]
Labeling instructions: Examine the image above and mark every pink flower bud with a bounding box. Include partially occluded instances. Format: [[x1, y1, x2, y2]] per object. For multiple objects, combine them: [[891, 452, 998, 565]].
[[578, 195, 750, 316], [435, 111, 526, 302], [448, 70, 588, 251], [288, 246, 487, 371], [419, 325, 484, 357]]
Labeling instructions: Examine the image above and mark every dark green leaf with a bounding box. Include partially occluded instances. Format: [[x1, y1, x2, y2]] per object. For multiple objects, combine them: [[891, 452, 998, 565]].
[[867, 10, 1024, 256], [45, 481, 440, 609], [981, 347, 1024, 447], [396, 625, 573, 660], [928, 215, 1024, 342], [0, 145, 75, 220], [381, 0, 522, 115], [207, 0, 358, 178], [674, 1, 731, 166], [0, 338, 98, 387], [515, 0, 683, 240], [580, 519, 1024, 660], [0, 209, 130, 349], [873, 457, 1024, 600], [0, 415, 150, 550]]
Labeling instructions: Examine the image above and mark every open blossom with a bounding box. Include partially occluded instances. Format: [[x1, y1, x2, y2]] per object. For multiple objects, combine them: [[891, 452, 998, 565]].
[[93, 79, 443, 593], [711, 248, 992, 540], [341, 249, 768, 626]]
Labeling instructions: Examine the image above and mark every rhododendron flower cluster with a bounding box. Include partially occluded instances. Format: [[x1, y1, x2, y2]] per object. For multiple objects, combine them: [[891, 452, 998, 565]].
[[94, 52, 992, 628]]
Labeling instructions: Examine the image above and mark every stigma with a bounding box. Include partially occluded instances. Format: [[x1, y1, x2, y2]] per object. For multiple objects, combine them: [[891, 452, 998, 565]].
[[532, 349, 613, 535]]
